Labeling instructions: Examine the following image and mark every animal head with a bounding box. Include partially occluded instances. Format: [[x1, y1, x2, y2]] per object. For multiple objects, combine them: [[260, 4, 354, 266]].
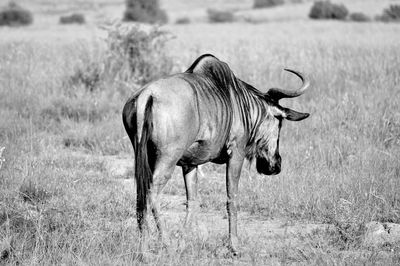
[[253, 69, 310, 175]]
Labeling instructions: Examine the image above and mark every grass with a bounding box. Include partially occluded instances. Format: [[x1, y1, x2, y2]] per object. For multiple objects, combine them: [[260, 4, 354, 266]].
[[1, 2, 400, 264]]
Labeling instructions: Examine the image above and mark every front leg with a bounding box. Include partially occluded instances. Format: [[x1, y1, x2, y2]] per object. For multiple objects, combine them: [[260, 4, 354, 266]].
[[226, 149, 244, 256], [182, 165, 200, 227]]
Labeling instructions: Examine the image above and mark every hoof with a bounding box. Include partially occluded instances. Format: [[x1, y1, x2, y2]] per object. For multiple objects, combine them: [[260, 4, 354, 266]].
[[228, 236, 240, 257], [229, 247, 240, 257]]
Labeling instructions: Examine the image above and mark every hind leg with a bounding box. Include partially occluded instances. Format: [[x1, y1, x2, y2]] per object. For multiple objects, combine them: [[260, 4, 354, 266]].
[[149, 159, 176, 241], [137, 203, 148, 258], [137, 157, 176, 258]]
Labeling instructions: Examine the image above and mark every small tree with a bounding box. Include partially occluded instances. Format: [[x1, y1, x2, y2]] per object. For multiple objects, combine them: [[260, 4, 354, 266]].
[[123, 0, 167, 24]]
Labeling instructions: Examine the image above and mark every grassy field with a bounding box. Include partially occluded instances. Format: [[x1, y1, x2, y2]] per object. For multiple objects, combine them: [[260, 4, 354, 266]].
[[1, 0, 400, 264]]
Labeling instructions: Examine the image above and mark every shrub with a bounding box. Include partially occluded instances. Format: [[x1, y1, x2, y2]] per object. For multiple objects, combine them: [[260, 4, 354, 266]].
[[207, 9, 234, 23], [123, 0, 167, 24], [0, 2, 33, 26], [102, 23, 174, 86], [349, 12, 370, 22], [309, 1, 349, 20], [66, 23, 173, 93], [376, 5, 400, 22], [253, 0, 284, 9], [176, 17, 190, 24], [59, 13, 85, 24]]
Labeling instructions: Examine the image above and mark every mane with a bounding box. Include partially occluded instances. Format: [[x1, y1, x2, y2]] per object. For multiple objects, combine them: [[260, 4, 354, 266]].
[[185, 54, 237, 90], [185, 54, 218, 74], [184, 54, 274, 160], [185, 54, 266, 98]]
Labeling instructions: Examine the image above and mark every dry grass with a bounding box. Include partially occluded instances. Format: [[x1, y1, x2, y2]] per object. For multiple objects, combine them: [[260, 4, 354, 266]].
[[1, 0, 400, 264]]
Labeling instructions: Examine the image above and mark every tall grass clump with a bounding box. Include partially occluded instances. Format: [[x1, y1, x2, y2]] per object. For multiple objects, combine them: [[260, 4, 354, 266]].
[[253, 0, 284, 9], [0, 2, 33, 26], [309, 1, 348, 20], [207, 9, 234, 23], [123, 0, 167, 24], [376, 5, 400, 22]]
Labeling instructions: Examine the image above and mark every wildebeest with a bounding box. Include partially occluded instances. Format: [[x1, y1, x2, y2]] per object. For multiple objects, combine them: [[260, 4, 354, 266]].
[[122, 54, 310, 255]]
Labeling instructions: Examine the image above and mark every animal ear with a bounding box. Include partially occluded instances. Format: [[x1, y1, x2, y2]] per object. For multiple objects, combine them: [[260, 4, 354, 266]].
[[271, 106, 309, 121], [283, 108, 309, 121]]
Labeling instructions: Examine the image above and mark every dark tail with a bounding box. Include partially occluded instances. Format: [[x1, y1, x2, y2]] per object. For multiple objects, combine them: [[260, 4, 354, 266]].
[[135, 96, 153, 231]]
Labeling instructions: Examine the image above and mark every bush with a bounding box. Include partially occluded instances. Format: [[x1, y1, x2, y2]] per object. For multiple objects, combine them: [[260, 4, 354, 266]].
[[376, 5, 400, 22], [349, 12, 370, 22], [123, 0, 167, 24], [253, 0, 284, 9], [66, 23, 173, 93], [59, 13, 85, 24], [102, 23, 174, 86], [0, 2, 33, 26], [176, 17, 190, 24], [309, 1, 349, 20], [207, 9, 234, 23]]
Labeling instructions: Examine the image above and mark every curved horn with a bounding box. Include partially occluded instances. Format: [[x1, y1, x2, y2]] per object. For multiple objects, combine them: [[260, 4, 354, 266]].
[[267, 69, 310, 100]]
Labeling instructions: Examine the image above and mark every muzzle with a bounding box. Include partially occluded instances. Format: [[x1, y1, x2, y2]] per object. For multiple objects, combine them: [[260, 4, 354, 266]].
[[256, 155, 281, 175]]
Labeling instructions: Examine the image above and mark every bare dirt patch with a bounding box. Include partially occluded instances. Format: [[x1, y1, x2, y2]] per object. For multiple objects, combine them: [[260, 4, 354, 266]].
[[115, 178, 335, 258]]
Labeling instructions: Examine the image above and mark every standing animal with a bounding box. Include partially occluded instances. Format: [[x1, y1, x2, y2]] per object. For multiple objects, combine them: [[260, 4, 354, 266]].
[[122, 54, 310, 255]]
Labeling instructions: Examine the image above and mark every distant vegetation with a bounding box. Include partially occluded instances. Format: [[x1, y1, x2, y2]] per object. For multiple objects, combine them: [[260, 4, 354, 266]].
[[309, 1, 348, 20], [309, 2, 400, 23], [175, 17, 190, 24], [123, 0, 167, 24], [207, 9, 234, 23], [349, 12, 370, 22], [0, 2, 33, 26], [376, 5, 400, 22], [253, 0, 284, 8], [59, 13, 85, 24]]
